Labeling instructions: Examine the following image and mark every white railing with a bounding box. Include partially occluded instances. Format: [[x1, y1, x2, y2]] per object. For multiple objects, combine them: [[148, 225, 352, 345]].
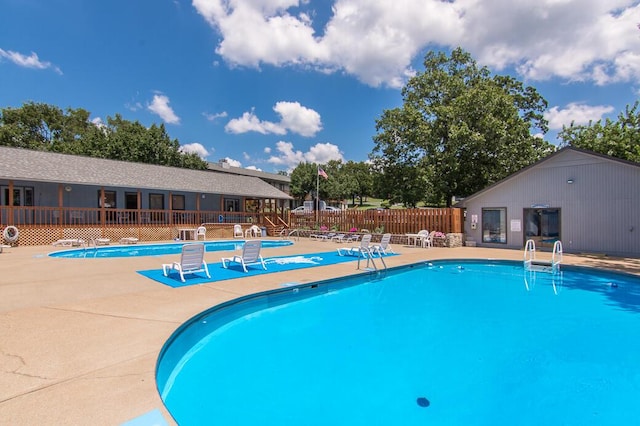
[[524, 239, 562, 273]]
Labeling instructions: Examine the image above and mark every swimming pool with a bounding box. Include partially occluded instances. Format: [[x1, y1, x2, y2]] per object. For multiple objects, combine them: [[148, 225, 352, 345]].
[[48, 239, 293, 258], [156, 260, 640, 425]]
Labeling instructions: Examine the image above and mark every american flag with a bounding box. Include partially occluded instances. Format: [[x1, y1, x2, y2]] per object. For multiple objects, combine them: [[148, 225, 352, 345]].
[[318, 167, 328, 179]]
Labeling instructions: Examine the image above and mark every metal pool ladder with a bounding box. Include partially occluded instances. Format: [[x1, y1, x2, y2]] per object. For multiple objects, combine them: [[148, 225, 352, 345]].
[[356, 247, 387, 272], [82, 239, 100, 258], [524, 239, 562, 273]]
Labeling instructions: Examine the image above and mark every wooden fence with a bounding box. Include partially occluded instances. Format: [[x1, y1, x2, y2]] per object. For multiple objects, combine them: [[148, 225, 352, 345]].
[[289, 208, 463, 234]]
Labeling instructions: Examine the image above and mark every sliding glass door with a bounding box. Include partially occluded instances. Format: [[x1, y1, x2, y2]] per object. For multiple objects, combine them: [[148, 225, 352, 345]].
[[524, 208, 560, 249]]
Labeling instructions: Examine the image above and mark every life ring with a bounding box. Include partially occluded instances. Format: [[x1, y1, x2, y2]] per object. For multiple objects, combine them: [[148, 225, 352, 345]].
[[3, 225, 19, 243]]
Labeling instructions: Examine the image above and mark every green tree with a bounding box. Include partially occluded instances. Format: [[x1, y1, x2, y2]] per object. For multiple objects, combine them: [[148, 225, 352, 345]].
[[558, 102, 640, 163], [322, 159, 348, 202], [370, 48, 554, 206], [0, 102, 207, 169], [289, 160, 374, 206], [0, 102, 97, 151], [289, 162, 318, 202], [341, 160, 373, 206]]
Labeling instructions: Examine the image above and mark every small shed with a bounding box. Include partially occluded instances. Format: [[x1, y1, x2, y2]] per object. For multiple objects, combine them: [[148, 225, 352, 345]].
[[459, 147, 640, 257]]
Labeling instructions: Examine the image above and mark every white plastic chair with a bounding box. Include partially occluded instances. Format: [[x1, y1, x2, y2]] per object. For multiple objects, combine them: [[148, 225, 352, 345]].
[[422, 231, 436, 248], [196, 226, 207, 241], [245, 225, 261, 238], [162, 243, 211, 282], [233, 224, 243, 238], [221, 240, 267, 273], [414, 229, 430, 247]]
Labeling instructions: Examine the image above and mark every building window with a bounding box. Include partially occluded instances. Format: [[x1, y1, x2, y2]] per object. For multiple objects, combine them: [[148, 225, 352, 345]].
[[172, 194, 185, 210], [224, 198, 240, 212], [2, 186, 34, 206], [482, 208, 506, 243], [149, 193, 164, 210], [99, 190, 116, 208]]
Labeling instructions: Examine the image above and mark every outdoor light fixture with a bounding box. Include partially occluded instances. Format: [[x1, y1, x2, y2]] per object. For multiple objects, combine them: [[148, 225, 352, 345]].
[[566, 179, 574, 184], [64, 185, 72, 192]]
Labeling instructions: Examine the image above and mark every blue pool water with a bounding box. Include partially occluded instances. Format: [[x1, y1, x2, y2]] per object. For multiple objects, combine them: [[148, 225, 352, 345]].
[[156, 260, 640, 425], [48, 239, 293, 258]]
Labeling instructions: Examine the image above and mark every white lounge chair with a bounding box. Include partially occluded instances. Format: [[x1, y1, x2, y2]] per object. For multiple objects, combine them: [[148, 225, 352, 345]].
[[119, 237, 139, 244], [196, 226, 207, 241], [52, 238, 85, 247], [310, 232, 336, 241], [233, 224, 244, 238], [337, 234, 373, 258], [372, 233, 395, 255], [162, 243, 211, 282], [0, 244, 11, 253], [344, 234, 360, 243], [331, 233, 347, 243], [221, 240, 267, 273]]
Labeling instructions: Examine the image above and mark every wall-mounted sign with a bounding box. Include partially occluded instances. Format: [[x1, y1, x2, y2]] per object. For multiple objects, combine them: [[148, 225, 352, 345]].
[[510, 219, 521, 232]]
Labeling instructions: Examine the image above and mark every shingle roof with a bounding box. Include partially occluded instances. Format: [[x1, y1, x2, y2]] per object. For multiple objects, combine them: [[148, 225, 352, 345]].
[[0, 146, 292, 199], [458, 146, 640, 206], [207, 161, 290, 183]]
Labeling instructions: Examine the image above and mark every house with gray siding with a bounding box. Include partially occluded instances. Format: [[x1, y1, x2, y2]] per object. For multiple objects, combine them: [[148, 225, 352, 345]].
[[0, 146, 293, 245], [0, 146, 291, 213], [459, 147, 640, 257]]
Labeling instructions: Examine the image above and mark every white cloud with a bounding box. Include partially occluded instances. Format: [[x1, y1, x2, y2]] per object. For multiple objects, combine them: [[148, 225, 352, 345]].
[[273, 101, 322, 136], [264, 146, 272, 154], [0, 48, 62, 74], [225, 102, 322, 136], [203, 111, 228, 121], [225, 108, 286, 134], [223, 157, 243, 167], [125, 101, 143, 112], [180, 142, 210, 158], [544, 102, 615, 129], [245, 165, 263, 171], [267, 140, 344, 170], [148, 93, 180, 124], [192, 0, 640, 88]]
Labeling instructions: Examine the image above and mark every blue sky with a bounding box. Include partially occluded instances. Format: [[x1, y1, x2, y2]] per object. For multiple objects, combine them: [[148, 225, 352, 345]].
[[1, 0, 639, 173]]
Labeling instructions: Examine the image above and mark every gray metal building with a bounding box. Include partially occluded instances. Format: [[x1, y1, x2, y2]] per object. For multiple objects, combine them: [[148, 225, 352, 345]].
[[460, 147, 640, 257]]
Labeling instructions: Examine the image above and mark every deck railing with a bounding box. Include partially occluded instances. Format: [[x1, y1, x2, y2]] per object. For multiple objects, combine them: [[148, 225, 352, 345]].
[[0, 206, 283, 229]]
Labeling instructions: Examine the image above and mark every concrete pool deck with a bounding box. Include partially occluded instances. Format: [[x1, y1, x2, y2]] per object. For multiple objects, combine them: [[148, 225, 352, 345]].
[[1, 238, 639, 425]]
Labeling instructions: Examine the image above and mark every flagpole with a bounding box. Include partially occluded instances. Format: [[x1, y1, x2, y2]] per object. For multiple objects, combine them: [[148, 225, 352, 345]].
[[316, 165, 320, 222]]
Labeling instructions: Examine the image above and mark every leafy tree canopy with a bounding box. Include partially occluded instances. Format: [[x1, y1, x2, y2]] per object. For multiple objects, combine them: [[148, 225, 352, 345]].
[[370, 48, 555, 207], [0, 102, 207, 169], [558, 101, 640, 163], [289, 160, 374, 205], [289, 162, 319, 202]]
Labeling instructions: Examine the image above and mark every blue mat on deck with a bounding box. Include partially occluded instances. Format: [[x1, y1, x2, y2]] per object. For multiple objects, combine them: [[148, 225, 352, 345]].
[[137, 251, 396, 288]]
